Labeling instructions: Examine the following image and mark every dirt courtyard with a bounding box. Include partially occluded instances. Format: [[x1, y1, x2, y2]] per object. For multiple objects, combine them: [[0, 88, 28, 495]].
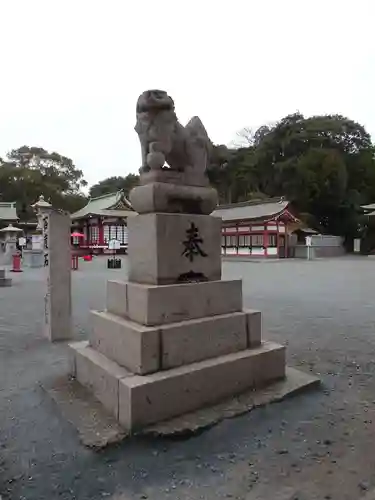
[[1, 256, 375, 500]]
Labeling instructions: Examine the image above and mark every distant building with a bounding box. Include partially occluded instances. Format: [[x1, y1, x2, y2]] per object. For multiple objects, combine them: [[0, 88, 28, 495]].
[[358, 202, 375, 253], [70, 190, 136, 253], [0, 202, 39, 248], [0, 202, 18, 228], [71, 194, 302, 258], [212, 198, 300, 258]]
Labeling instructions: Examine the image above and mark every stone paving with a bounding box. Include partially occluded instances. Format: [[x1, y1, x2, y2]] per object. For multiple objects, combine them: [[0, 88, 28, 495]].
[[1, 256, 375, 499]]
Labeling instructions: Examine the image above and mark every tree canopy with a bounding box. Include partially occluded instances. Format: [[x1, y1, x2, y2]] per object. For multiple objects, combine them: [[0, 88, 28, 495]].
[[0, 146, 88, 220], [89, 174, 139, 198], [208, 113, 375, 239]]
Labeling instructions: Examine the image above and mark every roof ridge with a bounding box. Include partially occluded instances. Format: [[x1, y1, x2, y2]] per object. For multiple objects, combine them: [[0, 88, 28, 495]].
[[88, 190, 122, 202], [217, 197, 287, 210]]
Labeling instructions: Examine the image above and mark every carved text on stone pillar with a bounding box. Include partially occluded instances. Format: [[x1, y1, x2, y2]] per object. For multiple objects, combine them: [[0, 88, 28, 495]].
[[43, 215, 49, 267], [182, 222, 207, 262]]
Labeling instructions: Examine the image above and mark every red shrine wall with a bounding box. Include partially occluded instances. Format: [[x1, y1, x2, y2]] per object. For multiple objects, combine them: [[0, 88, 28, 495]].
[[72, 215, 292, 258], [221, 220, 289, 258], [72, 217, 129, 250]]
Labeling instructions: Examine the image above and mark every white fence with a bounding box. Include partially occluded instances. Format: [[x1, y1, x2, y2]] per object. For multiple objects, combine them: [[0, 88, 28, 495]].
[[310, 235, 343, 247], [294, 234, 344, 259]]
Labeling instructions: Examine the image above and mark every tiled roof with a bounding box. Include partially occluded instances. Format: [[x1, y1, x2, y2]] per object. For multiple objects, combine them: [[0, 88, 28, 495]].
[[99, 209, 137, 218], [0, 202, 18, 220], [361, 203, 375, 212], [71, 191, 134, 219], [212, 198, 290, 222]]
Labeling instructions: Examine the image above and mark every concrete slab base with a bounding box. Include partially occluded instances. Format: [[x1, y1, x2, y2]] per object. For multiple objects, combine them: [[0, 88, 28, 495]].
[[42, 376, 127, 449], [143, 366, 319, 437], [43, 367, 319, 448], [70, 340, 287, 431], [0, 277, 12, 287], [0, 269, 11, 286]]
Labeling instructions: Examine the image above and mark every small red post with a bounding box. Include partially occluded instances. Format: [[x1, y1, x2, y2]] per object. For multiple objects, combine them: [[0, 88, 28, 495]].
[[11, 253, 22, 272]]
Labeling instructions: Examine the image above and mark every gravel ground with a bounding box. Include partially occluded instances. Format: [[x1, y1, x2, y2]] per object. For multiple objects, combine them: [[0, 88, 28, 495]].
[[1, 256, 375, 500]]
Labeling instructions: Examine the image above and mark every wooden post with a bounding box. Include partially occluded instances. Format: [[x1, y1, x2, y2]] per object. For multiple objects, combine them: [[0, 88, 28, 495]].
[[276, 219, 280, 257], [98, 218, 104, 246], [285, 222, 289, 258], [264, 225, 269, 257]]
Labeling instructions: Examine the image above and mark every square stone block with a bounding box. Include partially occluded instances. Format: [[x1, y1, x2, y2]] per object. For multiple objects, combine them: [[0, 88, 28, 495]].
[[161, 312, 247, 369], [89, 311, 160, 375], [252, 343, 286, 388], [122, 279, 242, 326], [128, 213, 222, 285], [70, 340, 87, 377], [69, 341, 130, 419], [106, 280, 128, 317], [119, 341, 286, 430], [0, 277, 12, 287], [245, 309, 262, 347]]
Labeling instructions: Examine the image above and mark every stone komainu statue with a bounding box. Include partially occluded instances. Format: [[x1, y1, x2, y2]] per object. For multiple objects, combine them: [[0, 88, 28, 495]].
[[135, 89, 211, 175]]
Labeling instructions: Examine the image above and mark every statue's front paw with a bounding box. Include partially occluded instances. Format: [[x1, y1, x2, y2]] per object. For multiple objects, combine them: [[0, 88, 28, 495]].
[[147, 151, 165, 170]]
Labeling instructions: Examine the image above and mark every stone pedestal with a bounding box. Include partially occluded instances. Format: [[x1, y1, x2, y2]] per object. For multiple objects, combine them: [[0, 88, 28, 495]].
[[3, 238, 17, 265], [0, 269, 12, 287], [128, 213, 221, 284], [70, 208, 287, 432], [23, 249, 44, 268]]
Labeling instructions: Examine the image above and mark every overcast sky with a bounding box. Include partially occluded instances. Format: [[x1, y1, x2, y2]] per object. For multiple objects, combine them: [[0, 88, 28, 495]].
[[0, 0, 374, 189]]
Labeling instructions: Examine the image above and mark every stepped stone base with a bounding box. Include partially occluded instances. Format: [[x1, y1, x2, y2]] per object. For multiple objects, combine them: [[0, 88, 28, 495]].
[[67, 207, 300, 434], [70, 340, 285, 432], [68, 273, 289, 433], [44, 367, 319, 448], [89, 307, 261, 374]]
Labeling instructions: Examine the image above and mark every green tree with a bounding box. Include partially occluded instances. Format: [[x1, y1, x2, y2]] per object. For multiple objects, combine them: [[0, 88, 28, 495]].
[[89, 174, 139, 198], [0, 146, 88, 220], [7, 146, 87, 193], [245, 115, 374, 236]]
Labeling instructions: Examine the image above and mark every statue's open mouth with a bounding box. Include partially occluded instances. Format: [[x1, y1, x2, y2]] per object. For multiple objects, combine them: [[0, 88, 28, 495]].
[[137, 103, 173, 113]]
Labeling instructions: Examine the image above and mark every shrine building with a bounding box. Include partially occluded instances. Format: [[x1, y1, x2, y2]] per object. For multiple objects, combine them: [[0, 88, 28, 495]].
[[212, 197, 300, 258], [70, 190, 136, 253], [70, 193, 301, 258]]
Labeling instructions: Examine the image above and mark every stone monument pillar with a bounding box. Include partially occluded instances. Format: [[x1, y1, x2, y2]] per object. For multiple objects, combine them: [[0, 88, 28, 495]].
[[69, 90, 287, 432], [43, 208, 72, 342]]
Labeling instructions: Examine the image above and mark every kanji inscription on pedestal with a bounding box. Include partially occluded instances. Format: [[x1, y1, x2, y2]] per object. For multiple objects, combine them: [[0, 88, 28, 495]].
[[182, 222, 208, 262]]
